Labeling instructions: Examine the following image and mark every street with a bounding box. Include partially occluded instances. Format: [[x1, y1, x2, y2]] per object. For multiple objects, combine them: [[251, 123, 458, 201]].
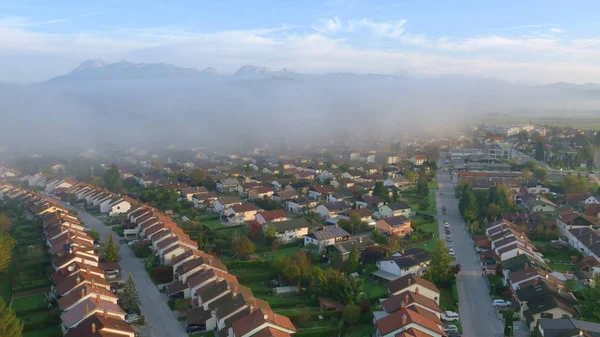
[[435, 170, 505, 337], [58, 201, 188, 337]]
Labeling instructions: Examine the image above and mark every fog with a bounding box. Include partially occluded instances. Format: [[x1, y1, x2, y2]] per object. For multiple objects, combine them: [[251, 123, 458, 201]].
[[1, 63, 600, 155]]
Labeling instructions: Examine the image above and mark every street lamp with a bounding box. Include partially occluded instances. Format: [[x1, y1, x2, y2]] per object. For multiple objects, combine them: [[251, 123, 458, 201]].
[[508, 325, 513, 337], [491, 283, 496, 296]]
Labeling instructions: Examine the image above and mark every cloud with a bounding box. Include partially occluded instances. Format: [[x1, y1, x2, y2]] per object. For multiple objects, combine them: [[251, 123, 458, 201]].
[[549, 27, 565, 33], [312, 17, 342, 35], [1, 16, 600, 84]]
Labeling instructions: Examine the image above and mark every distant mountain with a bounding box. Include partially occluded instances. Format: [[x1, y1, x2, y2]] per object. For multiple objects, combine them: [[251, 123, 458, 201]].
[[200, 67, 219, 76], [45, 60, 203, 83], [234, 65, 270, 76]]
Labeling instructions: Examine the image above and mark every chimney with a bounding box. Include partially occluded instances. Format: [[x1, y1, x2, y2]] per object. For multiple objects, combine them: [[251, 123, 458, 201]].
[[405, 294, 409, 304], [96, 293, 100, 304], [91, 278, 95, 287], [401, 249, 405, 255], [524, 263, 528, 270], [91, 323, 96, 333], [401, 314, 407, 326], [415, 287, 419, 295], [534, 278, 539, 286], [85, 304, 90, 314], [86, 266, 90, 274], [103, 309, 108, 318], [400, 302, 406, 309], [81, 288, 85, 298]]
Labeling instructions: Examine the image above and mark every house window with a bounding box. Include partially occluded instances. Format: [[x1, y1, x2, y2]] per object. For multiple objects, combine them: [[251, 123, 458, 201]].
[[540, 313, 553, 319]]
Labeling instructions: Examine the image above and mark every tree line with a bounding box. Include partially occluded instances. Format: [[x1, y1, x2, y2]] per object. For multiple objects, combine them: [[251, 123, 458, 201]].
[[456, 182, 515, 232]]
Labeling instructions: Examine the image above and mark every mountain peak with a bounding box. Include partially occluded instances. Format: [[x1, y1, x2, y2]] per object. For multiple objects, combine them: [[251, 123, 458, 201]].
[[201, 67, 219, 75], [74, 59, 108, 72], [235, 65, 270, 75]]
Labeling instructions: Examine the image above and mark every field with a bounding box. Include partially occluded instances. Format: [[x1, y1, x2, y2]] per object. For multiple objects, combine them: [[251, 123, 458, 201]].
[[11, 293, 48, 312]]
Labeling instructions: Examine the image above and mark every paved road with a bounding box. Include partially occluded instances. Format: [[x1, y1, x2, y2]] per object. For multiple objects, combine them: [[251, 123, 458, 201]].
[[55, 201, 187, 337], [435, 170, 505, 337]]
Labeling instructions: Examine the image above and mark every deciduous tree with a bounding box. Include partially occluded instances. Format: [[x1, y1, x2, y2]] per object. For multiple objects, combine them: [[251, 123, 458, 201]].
[[103, 164, 123, 193], [424, 240, 454, 287], [234, 236, 255, 258], [342, 304, 361, 325], [0, 297, 23, 337], [0, 232, 16, 273]]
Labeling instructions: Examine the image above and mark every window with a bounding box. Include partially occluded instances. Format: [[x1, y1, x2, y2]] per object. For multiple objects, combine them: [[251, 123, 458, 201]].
[[540, 313, 553, 319]]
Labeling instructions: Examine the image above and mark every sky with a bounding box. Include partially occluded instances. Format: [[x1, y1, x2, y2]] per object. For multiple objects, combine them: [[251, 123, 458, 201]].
[[2, 0, 600, 83]]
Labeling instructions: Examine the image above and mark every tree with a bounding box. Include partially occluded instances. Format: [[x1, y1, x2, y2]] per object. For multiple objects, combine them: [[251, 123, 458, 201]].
[[405, 171, 415, 184], [104, 234, 120, 263], [0, 232, 15, 273], [533, 168, 548, 182], [373, 181, 385, 199], [346, 244, 359, 273], [122, 273, 141, 313], [234, 237, 255, 258], [175, 298, 190, 318], [595, 131, 600, 147], [521, 168, 533, 181], [249, 221, 263, 239], [361, 246, 385, 264], [503, 311, 514, 337], [342, 304, 361, 325], [580, 274, 600, 322], [293, 250, 311, 274], [103, 164, 123, 193], [88, 228, 101, 241], [416, 169, 429, 197], [385, 236, 401, 254], [391, 189, 400, 202], [534, 141, 545, 161], [424, 240, 454, 287], [0, 214, 11, 232], [0, 297, 23, 337]]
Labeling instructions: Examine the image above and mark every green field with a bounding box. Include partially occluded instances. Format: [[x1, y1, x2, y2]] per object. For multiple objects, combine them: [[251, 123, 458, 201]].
[[11, 294, 47, 313], [202, 219, 225, 230], [23, 326, 62, 337]]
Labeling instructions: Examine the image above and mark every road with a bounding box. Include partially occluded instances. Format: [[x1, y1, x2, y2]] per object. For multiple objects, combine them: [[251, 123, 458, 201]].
[[435, 170, 505, 337], [56, 201, 187, 337]]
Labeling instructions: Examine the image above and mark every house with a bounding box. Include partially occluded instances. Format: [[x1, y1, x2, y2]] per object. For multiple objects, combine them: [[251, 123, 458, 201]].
[[308, 186, 335, 200], [378, 201, 411, 218], [584, 203, 600, 220], [181, 186, 208, 201], [409, 154, 427, 166], [272, 190, 298, 203], [295, 171, 315, 181], [214, 197, 243, 214], [526, 182, 550, 195], [375, 308, 445, 337], [285, 197, 316, 215], [356, 194, 385, 210], [60, 298, 125, 333], [108, 198, 132, 216], [563, 227, 600, 261], [331, 236, 377, 260], [373, 248, 431, 281], [224, 203, 259, 224], [523, 195, 558, 213], [255, 209, 290, 225], [230, 309, 296, 337], [192, 191, 218, 209], [523, 294, 576, 331], [216, 179, 239, 193], [536, 318, 600, 337], [266, 218, 310, 243], [304, 225, 350, 252], [374, 216, 411, 237], [63, 313, 135, 337], [343, 208, 373, 223], [316, 201, 350, 219], [387, 274, 440, 304], [565, 193, 600, 206], [247, 186, 274, 200]]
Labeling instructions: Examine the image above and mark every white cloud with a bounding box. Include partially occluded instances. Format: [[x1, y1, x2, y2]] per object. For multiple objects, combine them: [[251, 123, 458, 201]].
[[550, 27, 565, 33], [2, 16, 600, 84], [348, 18, 407, 38], [313, 17, 342, 35]]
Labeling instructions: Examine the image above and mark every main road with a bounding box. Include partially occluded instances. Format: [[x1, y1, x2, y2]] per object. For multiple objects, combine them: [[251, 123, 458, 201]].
[[54, 200, 187, 337], [435, 169, 505, 337]]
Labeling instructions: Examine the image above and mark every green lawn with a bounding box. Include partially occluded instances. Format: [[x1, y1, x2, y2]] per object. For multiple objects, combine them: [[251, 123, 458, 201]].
[[23, 326, 62, 337], [344, 324, 375, 337], [202, 219, 225, 230], [401, 238, 436, 252], [548, 263, 575, 272], [262, 247, 300, 258], [361, 280, 387, 301], [19, 310, 57, 325], [11, 294, 47, 313], [439, 286, 458, 312]]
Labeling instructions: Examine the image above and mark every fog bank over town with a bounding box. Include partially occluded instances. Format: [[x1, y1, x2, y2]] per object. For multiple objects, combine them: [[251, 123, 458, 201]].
[[2, 60, 600, 154]]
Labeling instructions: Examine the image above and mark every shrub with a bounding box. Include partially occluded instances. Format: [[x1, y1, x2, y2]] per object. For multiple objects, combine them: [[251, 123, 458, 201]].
[[152, 266, 173, 283], [342, 305, 361, 325]]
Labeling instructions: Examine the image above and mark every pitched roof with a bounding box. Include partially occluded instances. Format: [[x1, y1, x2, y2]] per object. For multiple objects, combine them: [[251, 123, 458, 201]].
[[231, 309, 296, 337], [64, 313, 134, 337], [383, 290, 441, 314], [376, 308, 442, 336], [230, 203, 259, 213], [270, 218, 310, 232], [258, 209, 289, 222], [387, 201, 410, 210], [306, 225, 350, 241], [387, 274, 439, 295]]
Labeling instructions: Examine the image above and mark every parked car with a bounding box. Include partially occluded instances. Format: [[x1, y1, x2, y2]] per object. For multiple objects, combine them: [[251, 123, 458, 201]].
[[492, 299, 511, 307], [444, 325, 459, 333], [441, 311, 460, 322], [445, 229, 451, 235], [127, 240, 139, 246], [119, 239, 125, 245], [446, 236, 452, 242], [186, 324, 206, 333], [125, 313, 139, 323], [449, 248, 455, 256], [447, 332, 461, 337]]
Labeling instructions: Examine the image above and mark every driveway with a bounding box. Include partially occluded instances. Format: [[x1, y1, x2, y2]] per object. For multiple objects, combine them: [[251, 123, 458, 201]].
[[54, 201, 188, 337], [435, 170, 505, 337]]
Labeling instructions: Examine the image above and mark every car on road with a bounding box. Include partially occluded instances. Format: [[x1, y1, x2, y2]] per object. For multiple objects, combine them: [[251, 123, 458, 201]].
[[492, 299, 511, 307], [449, 248, 455, 256], [446, 235, 452, 242], [118, 239, 125, 245], [444, 325, 458, 333], [441, 311, 460, 322], [125, 313, 140, 323], [127, 240, 139, 246], [444, 220, 449, 225], [445, 229, 451, 235], [186, 323, 206, 333]]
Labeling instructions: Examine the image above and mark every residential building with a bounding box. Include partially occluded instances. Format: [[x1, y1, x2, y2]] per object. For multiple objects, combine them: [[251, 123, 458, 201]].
[[373, 248, 431, 281]]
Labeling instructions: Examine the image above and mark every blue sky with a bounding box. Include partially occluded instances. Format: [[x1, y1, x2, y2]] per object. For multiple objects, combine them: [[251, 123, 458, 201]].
[[2, 0, 600, 83]]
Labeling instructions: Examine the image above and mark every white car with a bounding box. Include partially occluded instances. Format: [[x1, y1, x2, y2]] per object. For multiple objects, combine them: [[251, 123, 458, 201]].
[[441, 311, 460, 322], [449, 248, 455, 256], [443, 325, 459, 333], [492, 299, 511, 307], [127, 240, 139, 246], [125, 313, 140, 323]]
